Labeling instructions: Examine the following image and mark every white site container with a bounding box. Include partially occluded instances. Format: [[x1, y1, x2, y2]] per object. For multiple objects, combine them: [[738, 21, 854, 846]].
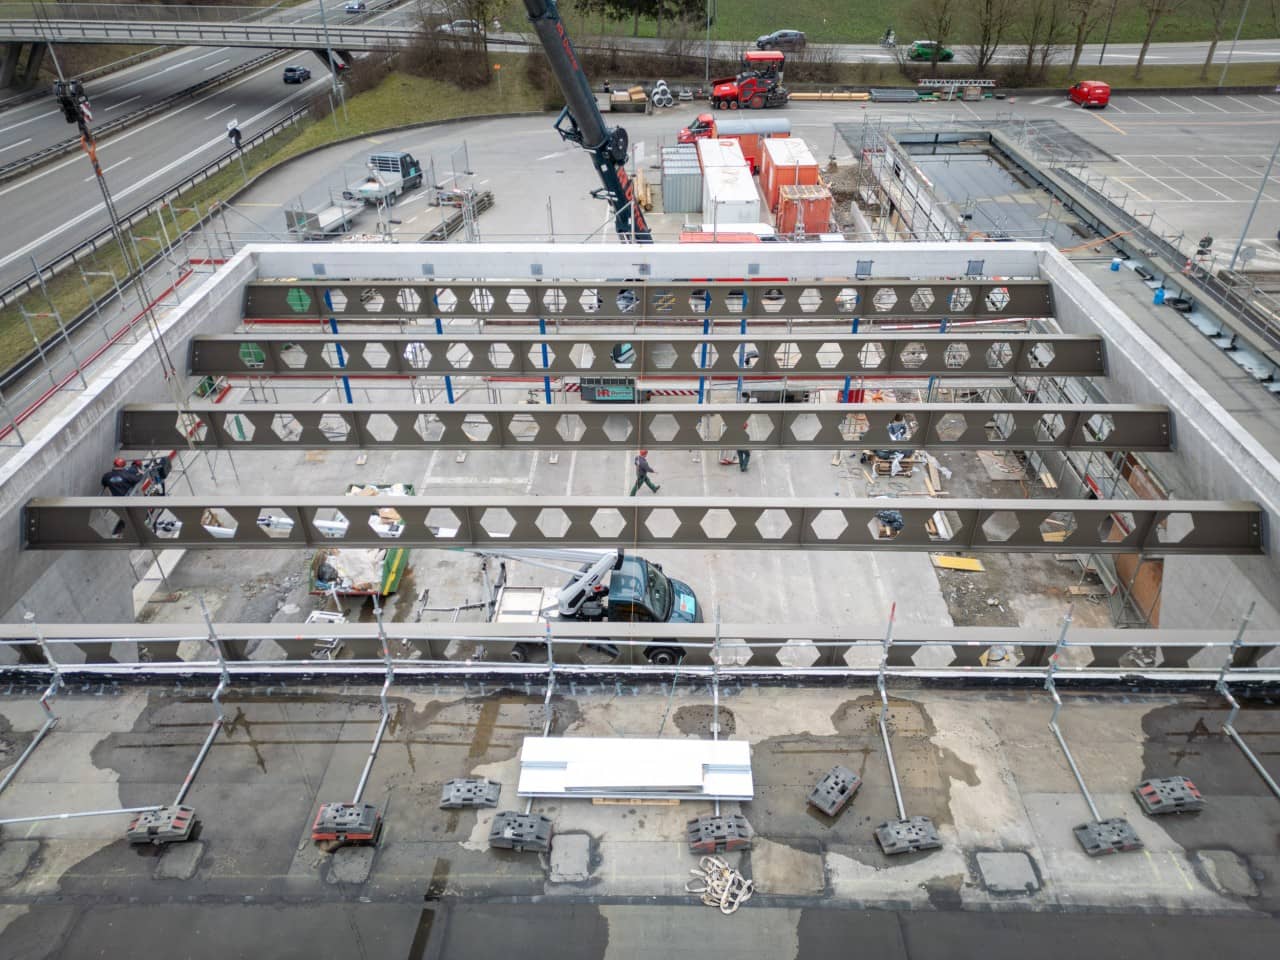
[[696, 137, 748, 170], [702, 165, 761, 225]]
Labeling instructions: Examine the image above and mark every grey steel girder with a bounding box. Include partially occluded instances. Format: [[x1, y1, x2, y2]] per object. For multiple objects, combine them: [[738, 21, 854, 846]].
[[242, 279, 1054, 322], [1, 622, 1276, 673], [189, 333, 1105, 378], [120, 403, 1172, 452], [23, 497, 1263, 555]]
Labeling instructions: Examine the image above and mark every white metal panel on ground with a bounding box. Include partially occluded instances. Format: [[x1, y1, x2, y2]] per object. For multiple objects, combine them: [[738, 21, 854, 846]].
[[696, 137, 748, 169], [517, 737, 754, 800]]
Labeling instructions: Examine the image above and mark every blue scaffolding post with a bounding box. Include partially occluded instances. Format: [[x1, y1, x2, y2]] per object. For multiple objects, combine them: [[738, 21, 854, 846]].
[[842, 315, 860, 402], [431, 291, 455, 404], [696, 289, 712, 404], [323, 289, 353, 405], [926, 316, 947, 402], [539, 318, 552, 404]]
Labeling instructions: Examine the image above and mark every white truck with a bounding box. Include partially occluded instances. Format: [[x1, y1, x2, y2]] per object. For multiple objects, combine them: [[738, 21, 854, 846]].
[[342, 151, 425, 206], [284, 200, 361, 240], [483, 548, 702, 665]]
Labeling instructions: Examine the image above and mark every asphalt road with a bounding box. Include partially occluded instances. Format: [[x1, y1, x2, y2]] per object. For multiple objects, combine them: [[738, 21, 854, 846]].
[[0, 0, 424, 165], [587, 35, 1280, 69]]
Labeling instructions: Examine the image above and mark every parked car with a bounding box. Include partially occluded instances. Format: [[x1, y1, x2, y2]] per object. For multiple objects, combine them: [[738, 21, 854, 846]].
[[437, 19, 480, 35], [343, 1, 367, 13], [755, 29, 806, 52], [1068, 80, 1111, 108], [907, 40, 954, 62], [283, 65, 311, 84]]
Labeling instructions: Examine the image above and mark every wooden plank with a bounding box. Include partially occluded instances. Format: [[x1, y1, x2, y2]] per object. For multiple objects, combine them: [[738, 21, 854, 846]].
[[1068, 584, 1110, 597], [931, 554, 986, 572], [928, 461, 942, 491]]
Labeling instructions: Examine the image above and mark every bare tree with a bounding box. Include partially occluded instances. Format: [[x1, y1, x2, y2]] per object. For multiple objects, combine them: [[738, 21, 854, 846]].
[[969, 0, 1015, 74], [1201, 0, 1241, 80], [1014, 0, 1066, 82], [1135, 0, 1188, 77], [1065, 0, 1107, 77], [911, 0, 958, 73]]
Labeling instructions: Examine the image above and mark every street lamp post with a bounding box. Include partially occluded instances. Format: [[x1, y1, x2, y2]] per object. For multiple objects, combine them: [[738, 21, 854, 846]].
[[1219, 0, 1252, 88], [316, 0, 346, 118], [704, 0, 711, 86], [1097, 0, 1120, 65], [1229, 131, 1280, 272]]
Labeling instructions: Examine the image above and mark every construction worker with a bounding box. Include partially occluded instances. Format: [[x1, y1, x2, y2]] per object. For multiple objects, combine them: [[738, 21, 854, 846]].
[[101, 458, 143, 497], [630, 449, 660, 495], [737, 420, 751, 472]]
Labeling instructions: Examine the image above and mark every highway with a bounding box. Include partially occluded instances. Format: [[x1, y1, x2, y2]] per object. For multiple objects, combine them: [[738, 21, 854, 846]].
[[0, 0, 422, 167]]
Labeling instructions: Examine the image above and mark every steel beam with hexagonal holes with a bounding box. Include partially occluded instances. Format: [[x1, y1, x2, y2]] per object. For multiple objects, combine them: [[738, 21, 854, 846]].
[[117, 403, 1170, 452], [21, 497, 1262, 554], [241, 279, 1054, 322], [187, 333, 1104, 378]]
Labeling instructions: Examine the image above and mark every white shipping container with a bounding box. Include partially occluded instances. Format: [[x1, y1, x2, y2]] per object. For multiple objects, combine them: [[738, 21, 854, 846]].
[[696, 137, 748, 170], [702, 166, 761, 225]]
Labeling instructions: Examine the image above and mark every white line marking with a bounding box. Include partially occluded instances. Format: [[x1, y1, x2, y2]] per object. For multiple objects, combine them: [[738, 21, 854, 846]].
[[1225, 96, 1264, 113], [1031, 96, 1052, 105], [84, 156, 133, 182], [1106, 101, 1126, 114], [1183, 175, 1232, 200], [203, 103, 237, 120], [0, 109, 56, 135], [1192, 96, 1228, 113], [0, 137, 32, 154], [1158, 97, 1194, 114], [1113, 178, 1152, 202], [104, 95, 141, 112], [203, 58, 232, 72], [1126, 99, 1160, 114]]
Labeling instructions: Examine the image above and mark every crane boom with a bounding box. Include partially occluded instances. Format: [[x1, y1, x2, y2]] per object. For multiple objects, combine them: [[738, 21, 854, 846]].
[[521, 0, 652, 241]]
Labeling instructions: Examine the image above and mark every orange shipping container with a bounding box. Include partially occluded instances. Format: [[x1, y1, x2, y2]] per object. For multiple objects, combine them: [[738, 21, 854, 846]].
[[776, 184, 833, 235], [761, 138, 820, 212]]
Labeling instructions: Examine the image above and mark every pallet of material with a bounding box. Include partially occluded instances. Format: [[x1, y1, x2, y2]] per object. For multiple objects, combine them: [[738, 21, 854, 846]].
[[871, 456, 918, 477], [1068, 584, 1110, 597], [790, 91, 872, 101], [591, 797, 681, 806]]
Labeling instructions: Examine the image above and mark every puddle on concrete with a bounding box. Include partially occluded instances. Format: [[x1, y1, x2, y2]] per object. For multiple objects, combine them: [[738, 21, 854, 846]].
[[673, 704, 736, 737], [0, 713, 34, 773]]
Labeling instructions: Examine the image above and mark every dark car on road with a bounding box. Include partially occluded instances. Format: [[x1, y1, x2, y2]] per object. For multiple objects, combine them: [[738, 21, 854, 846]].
[[283, 65, 312, 84], [756, 29, 806, 52]]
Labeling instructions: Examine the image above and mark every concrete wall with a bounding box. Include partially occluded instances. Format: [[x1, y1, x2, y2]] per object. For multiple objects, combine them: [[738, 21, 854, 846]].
[[1039, 247, 1280, 630], [0, 251, 256, 635], [248, 240, 1044, 283]]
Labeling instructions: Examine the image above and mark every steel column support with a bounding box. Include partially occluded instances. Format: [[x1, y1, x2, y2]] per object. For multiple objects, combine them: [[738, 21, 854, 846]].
[[1044, 607, 1103, 821], [1216, 602, 1280, 801]]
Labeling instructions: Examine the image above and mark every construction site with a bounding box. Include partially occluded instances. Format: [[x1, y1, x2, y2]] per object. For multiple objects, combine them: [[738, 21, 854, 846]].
[[0, 1, 1279, 958]]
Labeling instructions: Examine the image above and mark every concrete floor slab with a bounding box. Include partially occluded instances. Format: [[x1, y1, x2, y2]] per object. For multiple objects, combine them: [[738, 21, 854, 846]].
[[975, 850, 1040, 894], [154, 840, 204, 880], [548, 831, 590, 883]]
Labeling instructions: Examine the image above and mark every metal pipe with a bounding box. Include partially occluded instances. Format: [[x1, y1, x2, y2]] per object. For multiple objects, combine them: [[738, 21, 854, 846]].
[[173, 715, 222, 806], [1230, 132, 1280, 272], [352, 683, 391, 805], [0, 713, 56, 796], [877, 675, 906, 821], [1047, 686, 1101, 821], [0, 805, 162, 827], [1219, 693, 1280, 801]]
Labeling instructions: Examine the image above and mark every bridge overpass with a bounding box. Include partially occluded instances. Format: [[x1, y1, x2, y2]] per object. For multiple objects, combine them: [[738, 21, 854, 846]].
[[0, 17, 420, 51]]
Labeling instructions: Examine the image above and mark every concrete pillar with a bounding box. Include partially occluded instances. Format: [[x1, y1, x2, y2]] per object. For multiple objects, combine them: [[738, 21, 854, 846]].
[[0, 43, 20, 89], [18, 43, 47, 89]]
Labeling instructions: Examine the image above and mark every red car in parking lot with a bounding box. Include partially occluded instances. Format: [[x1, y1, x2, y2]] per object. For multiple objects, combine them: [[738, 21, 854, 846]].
[[1069, 80, 1111, 108]]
